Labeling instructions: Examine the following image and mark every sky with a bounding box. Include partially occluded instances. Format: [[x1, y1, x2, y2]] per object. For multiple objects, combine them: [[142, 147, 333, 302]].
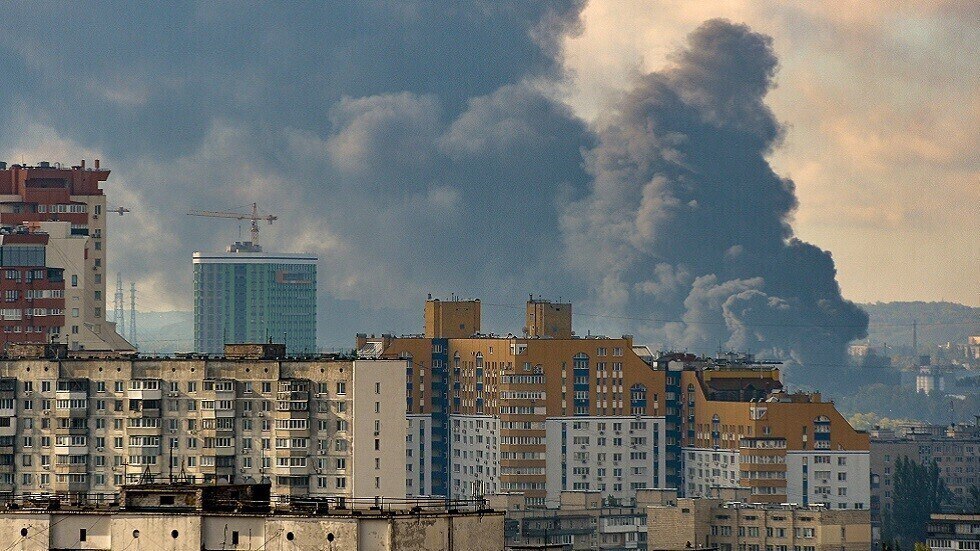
[[0, 1, 975, 374]]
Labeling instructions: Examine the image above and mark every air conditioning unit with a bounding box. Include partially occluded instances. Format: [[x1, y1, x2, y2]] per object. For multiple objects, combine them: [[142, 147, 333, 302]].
[[97, 447, 104, 452]]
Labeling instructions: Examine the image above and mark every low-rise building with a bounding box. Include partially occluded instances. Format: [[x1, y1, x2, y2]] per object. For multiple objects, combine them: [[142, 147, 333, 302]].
[[492, 488, 680, 551], [647, 496, 872, 551], [0, 482, 503, 551], [926, 513, 980, 551]]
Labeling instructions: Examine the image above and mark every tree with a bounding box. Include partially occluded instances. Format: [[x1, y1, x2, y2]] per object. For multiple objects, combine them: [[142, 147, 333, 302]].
[[967, 485, 980, 514], [886, 457, 950, 547]]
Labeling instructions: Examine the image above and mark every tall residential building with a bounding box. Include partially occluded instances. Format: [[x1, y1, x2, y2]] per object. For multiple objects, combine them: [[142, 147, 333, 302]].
[[358, 296, 870, 509], [0, 160, 131, 351], [193, 243, 317, 354], [0, 343, 406, 500]]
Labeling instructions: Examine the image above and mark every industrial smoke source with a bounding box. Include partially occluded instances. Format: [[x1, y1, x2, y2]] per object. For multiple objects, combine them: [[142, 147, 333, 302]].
[[563, 19, 868, 387]]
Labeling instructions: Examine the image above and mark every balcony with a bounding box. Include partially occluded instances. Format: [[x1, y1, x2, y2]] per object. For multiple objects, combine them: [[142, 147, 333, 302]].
[[0, 420, 14, 438], [127, 379, 162, 401]]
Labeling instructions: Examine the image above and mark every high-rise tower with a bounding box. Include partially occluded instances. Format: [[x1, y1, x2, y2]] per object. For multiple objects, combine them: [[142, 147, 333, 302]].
[[193, 243, 316, 354], [0, 160, 131, 351]]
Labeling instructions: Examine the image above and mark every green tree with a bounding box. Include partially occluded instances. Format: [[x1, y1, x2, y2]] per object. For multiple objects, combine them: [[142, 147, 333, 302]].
[[967, 485, 980, 513], [887, 457, 950, 546]]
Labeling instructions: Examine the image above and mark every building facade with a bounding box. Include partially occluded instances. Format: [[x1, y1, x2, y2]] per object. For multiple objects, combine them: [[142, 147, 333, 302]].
[[647, 496, 872, 551], [0, 160, 130, 351], [359, 296, 870, 509], [0, 343, 406, 500], [491, 489, 670, 550], [926, 513, 980, 551], [193, 245, 317, 355], [870, 422, 980, 542]]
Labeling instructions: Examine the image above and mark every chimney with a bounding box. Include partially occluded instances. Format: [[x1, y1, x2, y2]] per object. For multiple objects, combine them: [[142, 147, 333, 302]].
[[81, 159, 85, 169], [94, 159, 100, 169]]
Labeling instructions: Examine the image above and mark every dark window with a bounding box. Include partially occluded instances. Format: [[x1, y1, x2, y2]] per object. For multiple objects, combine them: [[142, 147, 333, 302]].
[[232, 531, 239, 545], [80, 529, 86, 542]]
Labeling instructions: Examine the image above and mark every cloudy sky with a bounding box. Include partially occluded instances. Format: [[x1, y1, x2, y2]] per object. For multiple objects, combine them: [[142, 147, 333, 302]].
[[0, 2, 975, 372]]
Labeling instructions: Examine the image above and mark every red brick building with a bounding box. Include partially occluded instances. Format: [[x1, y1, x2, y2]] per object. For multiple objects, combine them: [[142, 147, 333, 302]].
[[0, 160, 129, 351]]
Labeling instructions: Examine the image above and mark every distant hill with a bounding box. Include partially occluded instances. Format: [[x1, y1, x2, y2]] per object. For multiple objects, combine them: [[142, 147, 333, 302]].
[[129, 311, 193, 354], [859, 301, 980, 352]]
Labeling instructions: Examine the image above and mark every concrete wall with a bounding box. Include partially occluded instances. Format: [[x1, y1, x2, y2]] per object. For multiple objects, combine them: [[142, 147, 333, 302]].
[[50, 514, 111, 550], [0, 511, 504, 551], [0, 513, 52, 551], [110, 514, 203, 550], [352, 359, 408, 499]]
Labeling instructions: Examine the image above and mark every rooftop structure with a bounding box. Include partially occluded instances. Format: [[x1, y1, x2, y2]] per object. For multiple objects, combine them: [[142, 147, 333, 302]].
[[0, 482, 503, 551]]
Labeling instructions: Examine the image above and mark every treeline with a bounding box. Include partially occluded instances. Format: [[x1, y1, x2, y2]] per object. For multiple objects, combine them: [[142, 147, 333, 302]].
[[835, 383, 980, 425]]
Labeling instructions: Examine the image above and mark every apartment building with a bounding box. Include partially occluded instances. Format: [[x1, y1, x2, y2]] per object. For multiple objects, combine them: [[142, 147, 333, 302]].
[[360, 296, 869, 509], [926, 513, 980, 551], [647, 496, 872, 551], [0, 482, 503, 551], [360, 297, 671, 506], [0, 160, 131, 351], [0, 343, 406, 500], [870, 421, 980, 539], [491, 489, 675, 550]]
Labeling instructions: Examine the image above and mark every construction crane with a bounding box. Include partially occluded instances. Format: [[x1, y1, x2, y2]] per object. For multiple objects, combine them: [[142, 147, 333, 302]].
[[186, 203, 277, 246]]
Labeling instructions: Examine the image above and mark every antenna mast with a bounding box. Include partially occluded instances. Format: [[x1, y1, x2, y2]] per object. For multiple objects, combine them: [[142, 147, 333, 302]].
[[129, 283, 137, 350]]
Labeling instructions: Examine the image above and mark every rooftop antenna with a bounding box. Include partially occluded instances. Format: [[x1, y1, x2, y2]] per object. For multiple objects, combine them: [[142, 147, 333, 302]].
[[129, 283, 137, 350], [912, 319, 918, 356]]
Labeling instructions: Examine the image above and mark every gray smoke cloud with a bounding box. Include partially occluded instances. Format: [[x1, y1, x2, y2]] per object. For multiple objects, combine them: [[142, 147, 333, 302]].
[[564, 19, 868, 387], [0, 5, 866, 385]]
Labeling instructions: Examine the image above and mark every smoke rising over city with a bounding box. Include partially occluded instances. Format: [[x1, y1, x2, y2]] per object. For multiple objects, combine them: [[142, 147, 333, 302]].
[[564, 20, 869, 385], [0, 3, 870, 383]]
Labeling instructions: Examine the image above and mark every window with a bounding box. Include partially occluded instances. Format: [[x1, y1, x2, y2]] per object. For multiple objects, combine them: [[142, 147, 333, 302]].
[[71, 275, 78, 287], [336, 382, 346, 395]]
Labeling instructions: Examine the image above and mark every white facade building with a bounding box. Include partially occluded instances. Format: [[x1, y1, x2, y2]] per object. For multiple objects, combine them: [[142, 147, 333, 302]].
[[545, 416, 666, 506], [682, 446, 740, 497], [405, 413, 434, 496], [786, 450, 870, 510], [449, 414, 500, 498]]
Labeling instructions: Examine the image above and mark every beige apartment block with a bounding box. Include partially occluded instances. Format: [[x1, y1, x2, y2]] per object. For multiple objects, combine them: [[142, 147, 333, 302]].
[[0, 343, 407, 500], [647, 498, 871, 551]]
